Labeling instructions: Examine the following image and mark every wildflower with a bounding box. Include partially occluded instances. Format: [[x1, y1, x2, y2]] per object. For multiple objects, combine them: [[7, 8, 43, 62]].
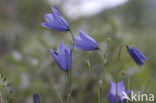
[[108, 81, 130, 103], [127, 46, 148, 67], [49, 43, 71, 71], [74, 29, 98, 51], [41, 7, 69, 31], [33, 93, 41, 103]]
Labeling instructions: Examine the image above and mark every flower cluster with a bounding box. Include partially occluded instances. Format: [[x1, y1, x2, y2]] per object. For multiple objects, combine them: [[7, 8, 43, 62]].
[[41, 7, 98, 72], [40, 6, 148, 103]]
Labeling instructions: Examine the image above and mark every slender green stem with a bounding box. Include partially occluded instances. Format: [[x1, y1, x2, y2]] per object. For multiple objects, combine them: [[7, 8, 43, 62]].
[[99, 49, 106, 79], [100, 88, 103, 103], [66, 72, 71, 103], [116, 44, 128, 103], [47, 78, 64, 103], [144, 73, 154, 93], [76, 62, 91, 103], [128, 77, 130, 90], [98, 88, 101, 103], [87, 67, 91, 82], [127, 76, 130, 103], [99, 49, 107, 79], [144, 79, 151, 93], [69, 30, 74, 49], [98, 49, 107, 103], [0, 92, 4, 103], [67, 29, 74, 103]]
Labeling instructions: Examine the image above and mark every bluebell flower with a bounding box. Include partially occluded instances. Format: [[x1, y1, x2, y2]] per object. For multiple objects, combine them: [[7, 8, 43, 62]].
[[74, 29, 98, 51], [41, 7, 69, 31], [127, 46, 148, 67], [108, 81, 130, 103], [49, 43, 71, 71], [33, 93, 41, 103]]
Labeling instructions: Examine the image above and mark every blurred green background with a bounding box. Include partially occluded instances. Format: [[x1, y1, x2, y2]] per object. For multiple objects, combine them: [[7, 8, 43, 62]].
[[0, 0, 156, 102]]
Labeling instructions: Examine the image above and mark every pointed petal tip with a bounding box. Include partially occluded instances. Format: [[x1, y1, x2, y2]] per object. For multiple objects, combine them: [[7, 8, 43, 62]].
[[109, 81, 115, 86], [78, 29, 82, 32], [51, 6, 55, 11], [138, 64, 143, 67], [68, 44, 72, 50], [49, 48, 53, 53], [40, 22, 51, 29], [119, 81, 124, 84], [58, 43, 65, 48], [40, 22, 45, 26], [144, 56, 148, 61]]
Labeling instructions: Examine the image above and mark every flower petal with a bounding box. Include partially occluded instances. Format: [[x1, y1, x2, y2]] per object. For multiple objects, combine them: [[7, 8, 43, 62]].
[[73, 30, 98, 51], [59, 16, 68, 28], [79, 29, 97, 47], [108, 82, 122, 103], [67, 45, 71, 69], [118, 81, 125, 97], [49, 48, 64, 71], [51, 7, 68, 30], [44, 13, 54, 23], [41, 22, 68, 31], [131, 47, 148, 61], [108, 93, 117, 103], [57, 43, 66, 54], [51, 6, 61, 17], [64, 49, 70, 71], [109, 82, 116, 95], [74, 38, 94, 50], [40, 23, 52, 29]]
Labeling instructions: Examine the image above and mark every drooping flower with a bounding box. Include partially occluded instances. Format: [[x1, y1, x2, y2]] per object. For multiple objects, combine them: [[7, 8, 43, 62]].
[[33, 93, 41, 103], [74, 29, 98, 51], [49, 43, 71, 72], [41, 7, 69, 31], [126, 46, 148, 67], [108, 81, 130, 103]]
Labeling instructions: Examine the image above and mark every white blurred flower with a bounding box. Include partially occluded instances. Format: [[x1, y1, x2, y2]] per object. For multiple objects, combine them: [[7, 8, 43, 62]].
[[11, 50, 23, 61]]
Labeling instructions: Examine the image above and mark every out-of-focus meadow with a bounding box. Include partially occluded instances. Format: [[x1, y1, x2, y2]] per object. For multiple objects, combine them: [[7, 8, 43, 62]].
[[0, 0, 156, 102]]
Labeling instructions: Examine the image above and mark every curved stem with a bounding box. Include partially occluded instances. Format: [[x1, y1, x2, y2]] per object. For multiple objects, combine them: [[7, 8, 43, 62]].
[[116, 44, 129, 103], [69, 30, 74, 49], [118, 44, 128, 61]]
